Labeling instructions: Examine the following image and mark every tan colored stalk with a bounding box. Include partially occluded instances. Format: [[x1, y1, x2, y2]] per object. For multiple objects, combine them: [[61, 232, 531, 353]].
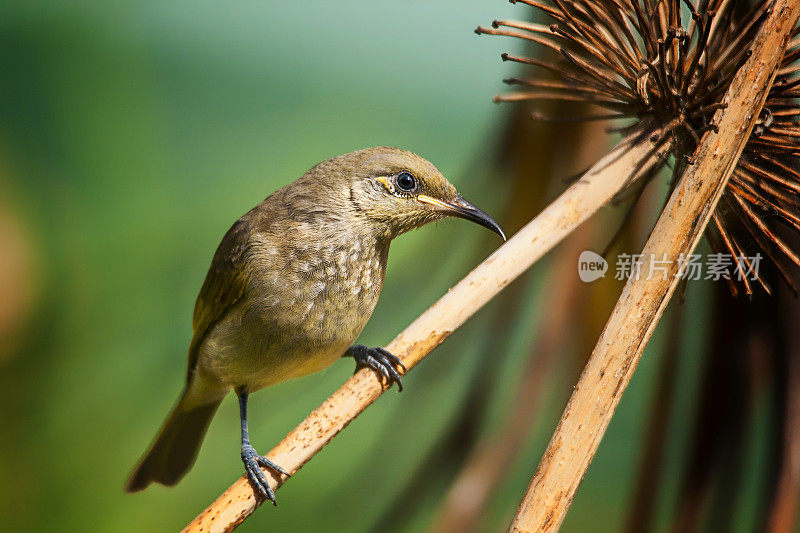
[[182, 130, 670, 532], [508, 2, 800, 531], [432, 220, 594, 533]]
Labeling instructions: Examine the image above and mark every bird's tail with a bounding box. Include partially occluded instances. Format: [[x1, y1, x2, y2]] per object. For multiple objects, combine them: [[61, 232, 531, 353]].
[[125, 390, 222, 492]]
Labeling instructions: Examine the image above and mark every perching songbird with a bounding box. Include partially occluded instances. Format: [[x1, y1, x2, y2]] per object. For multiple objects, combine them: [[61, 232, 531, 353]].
[[125, 147, 505, 503]]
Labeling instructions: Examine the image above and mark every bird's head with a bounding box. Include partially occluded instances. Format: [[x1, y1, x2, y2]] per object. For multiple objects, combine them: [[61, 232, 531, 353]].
[[314, 147, 505, 241]]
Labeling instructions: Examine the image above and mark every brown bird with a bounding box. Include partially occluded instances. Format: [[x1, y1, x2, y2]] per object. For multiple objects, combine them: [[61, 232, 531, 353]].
[[125, 147, 505, 503]]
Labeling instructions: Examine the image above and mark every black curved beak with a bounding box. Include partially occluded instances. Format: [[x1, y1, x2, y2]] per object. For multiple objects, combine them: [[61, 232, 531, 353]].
[[418, 194, 506, 241]]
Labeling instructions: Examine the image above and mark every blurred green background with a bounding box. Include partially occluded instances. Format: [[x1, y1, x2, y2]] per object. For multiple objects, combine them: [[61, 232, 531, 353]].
[[0, 1, 750, 532]]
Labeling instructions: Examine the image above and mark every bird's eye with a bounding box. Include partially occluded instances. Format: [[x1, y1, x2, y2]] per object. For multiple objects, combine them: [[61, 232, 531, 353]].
[[395, 172, 417, 192]]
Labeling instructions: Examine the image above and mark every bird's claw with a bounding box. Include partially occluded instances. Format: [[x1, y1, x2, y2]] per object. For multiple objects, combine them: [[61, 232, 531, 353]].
[[241, 444, 288, 505], [351, 345, 406, 392]]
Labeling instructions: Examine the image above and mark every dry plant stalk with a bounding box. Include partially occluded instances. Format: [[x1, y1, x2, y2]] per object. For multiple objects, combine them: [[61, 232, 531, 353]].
[[182, 131, 670, 532], [433, 221, 594, 533], [431, 119, 612, 532], [509, 2, 800, 531]]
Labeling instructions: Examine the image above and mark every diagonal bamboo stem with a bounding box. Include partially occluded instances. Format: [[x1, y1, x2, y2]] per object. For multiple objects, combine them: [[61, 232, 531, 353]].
[[432, 222, 595, 533], [508, 2, 800, 531], [182, 129, 671, 532]]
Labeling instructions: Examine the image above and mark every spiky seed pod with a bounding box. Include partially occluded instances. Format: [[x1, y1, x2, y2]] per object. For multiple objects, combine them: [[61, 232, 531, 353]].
[[715, 38, 800, 296], [480, 0, 800, 296]]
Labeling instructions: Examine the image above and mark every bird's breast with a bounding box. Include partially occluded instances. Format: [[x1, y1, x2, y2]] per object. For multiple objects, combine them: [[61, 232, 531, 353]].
[[199, 237, 389, 391], [249, 235, 388, 354]]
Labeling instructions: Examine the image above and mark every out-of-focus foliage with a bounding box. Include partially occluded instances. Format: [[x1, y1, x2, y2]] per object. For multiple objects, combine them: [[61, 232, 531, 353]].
[[0, 1, 755, 532]]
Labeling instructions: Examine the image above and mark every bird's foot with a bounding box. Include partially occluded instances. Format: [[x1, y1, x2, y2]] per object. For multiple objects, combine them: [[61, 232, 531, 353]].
[[241, 444, 289, 506], [350, 345, 406, 392]]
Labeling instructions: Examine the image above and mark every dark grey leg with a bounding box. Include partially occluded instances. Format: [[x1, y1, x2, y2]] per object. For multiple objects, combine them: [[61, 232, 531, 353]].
[[238, 388, 289, 505]]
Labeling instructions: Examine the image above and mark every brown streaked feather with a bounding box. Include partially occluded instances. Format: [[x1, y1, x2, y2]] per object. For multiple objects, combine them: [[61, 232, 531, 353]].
[[186, 214, 253, 379]]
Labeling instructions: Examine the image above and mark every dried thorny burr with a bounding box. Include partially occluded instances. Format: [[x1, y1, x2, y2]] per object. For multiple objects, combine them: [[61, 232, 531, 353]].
[[718, 40, 800, 296], [479, 0, 800, 296]]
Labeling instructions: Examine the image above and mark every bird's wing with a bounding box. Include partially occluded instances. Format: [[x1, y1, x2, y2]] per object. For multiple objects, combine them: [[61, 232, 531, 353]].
[[186, 215, 252, 379]]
